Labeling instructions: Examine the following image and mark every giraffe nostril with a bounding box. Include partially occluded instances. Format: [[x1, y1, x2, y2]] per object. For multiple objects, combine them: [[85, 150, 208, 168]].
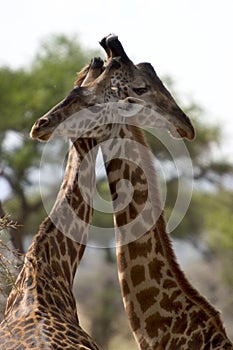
[[36, 117, 50, 129]]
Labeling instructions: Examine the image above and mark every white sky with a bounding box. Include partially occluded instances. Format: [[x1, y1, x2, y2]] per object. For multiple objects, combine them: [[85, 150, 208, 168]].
[[0, 0, 233, 158]]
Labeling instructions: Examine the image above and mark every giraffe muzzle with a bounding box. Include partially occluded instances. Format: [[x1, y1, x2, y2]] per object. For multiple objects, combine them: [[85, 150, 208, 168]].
[[30, 117, 53, 141]]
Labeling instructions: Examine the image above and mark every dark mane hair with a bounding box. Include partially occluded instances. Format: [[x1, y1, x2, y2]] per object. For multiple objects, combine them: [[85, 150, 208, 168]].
[[74, 63, 92, 87]]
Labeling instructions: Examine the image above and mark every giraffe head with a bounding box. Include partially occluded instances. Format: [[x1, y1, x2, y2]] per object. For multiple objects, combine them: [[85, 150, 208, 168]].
[[30, 56, 122, 141], [100, 34, 195, 140], [30, 35, 195, 143]]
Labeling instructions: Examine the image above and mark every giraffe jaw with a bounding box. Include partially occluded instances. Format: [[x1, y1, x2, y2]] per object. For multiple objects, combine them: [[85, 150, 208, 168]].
[[30, 120, 54, 141], [31, 131, 52, 142]]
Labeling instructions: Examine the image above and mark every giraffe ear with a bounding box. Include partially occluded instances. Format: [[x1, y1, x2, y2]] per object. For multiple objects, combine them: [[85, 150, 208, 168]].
[[117, 97, 144, 117]]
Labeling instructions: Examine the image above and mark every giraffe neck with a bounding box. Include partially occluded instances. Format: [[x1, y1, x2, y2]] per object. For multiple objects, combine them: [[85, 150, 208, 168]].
[[101, 125, 232, 350], [5, 139, 97, 318]]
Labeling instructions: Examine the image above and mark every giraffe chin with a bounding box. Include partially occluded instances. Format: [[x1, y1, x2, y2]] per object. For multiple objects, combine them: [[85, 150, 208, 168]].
[[30, 131, 52, 142], [177, 126, 195, 140], [168, 126, 195, 140]]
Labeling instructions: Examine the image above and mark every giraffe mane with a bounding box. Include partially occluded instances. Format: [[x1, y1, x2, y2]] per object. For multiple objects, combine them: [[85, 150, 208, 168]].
[[74, 63, 92, 87]]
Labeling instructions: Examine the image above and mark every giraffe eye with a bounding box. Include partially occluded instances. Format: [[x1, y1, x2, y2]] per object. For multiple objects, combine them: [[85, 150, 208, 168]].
[[132, 86, 148, 95]]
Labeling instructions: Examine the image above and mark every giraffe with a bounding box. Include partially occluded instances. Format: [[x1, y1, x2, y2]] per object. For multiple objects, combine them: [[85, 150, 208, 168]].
[[0, 57, 119, 349], [99, 35, 233, 349], [30, 35, 233, 350]]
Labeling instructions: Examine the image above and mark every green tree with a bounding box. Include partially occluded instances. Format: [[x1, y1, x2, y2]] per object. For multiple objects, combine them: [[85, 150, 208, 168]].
[[201, 191, 233, 286]]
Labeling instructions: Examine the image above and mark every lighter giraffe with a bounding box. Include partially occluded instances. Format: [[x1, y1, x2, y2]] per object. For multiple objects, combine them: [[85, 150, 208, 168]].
[[0, 58, 119, 349], [31, 35, 233, 350]]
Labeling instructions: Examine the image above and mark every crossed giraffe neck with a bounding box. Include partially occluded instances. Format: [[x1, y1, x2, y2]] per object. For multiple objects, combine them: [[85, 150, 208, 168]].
[[27, 35, 232, 349]]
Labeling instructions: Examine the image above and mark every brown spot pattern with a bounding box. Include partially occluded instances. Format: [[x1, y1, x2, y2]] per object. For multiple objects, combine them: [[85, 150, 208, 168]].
[[127, 301, 141, 332], [145, 312, 172, 338], [172, 313, 188, 334], [136, 287, 160, 313], [130, 265, 145, 287], [133, 189, 148, 205], [117, 252, 128, 272], [160, 292, 182, 312], [128, 238, 152, 260], [148, 258, 165, 284], [162, 278, 177, 289], [121, 278, 130, 296]]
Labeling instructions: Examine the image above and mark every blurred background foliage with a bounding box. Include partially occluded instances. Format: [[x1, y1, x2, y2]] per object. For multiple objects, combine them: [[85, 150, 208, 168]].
[[0, 34, 232, 348]]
